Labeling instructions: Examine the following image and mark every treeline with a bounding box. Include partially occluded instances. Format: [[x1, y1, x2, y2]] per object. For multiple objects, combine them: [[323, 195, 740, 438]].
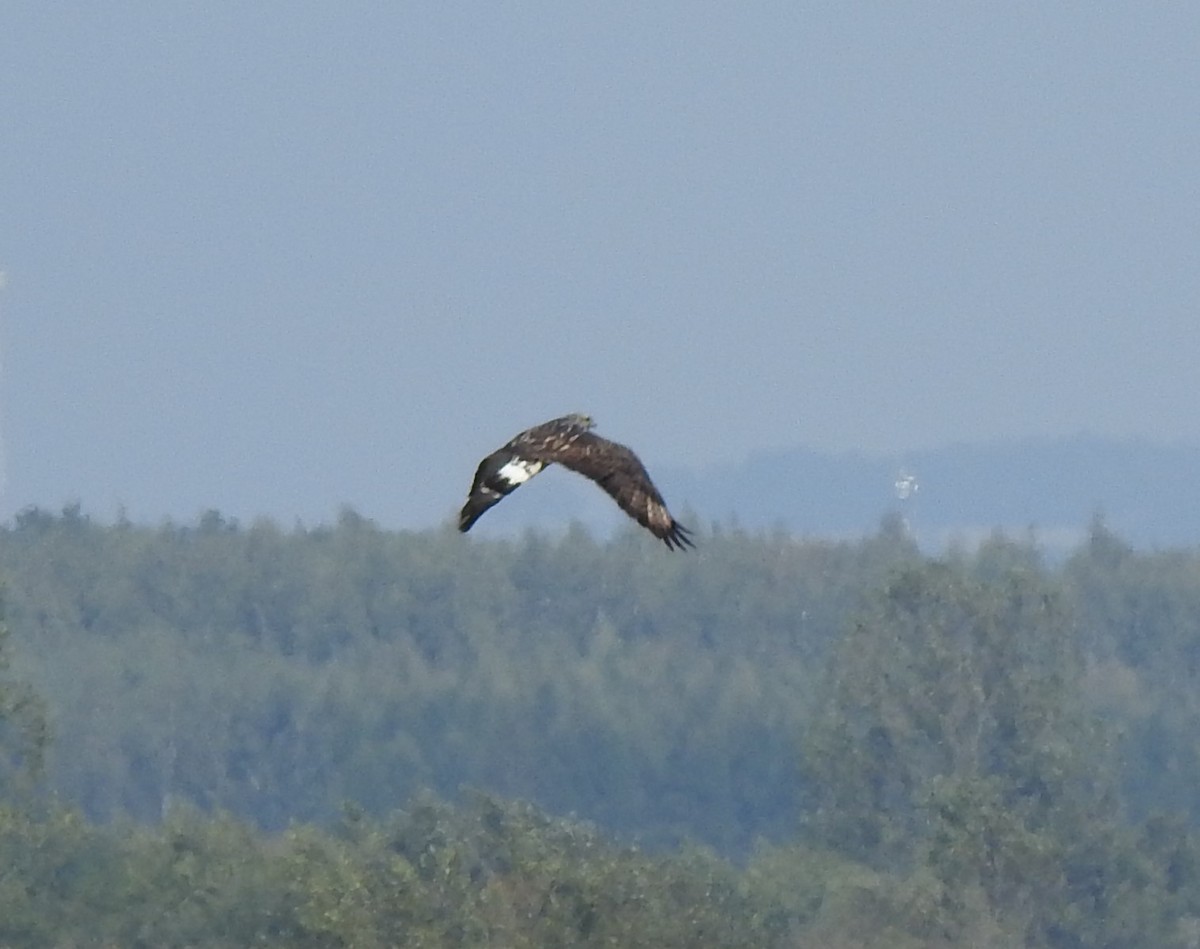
[[0, 506, 1198, 944], [0, 793, 800, 948], [14, 784, 1143, 949], [0, 505, 915, 850]]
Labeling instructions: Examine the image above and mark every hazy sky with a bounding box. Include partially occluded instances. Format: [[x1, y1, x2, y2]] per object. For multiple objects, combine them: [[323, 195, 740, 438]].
[[3, 5, 1198, 528]]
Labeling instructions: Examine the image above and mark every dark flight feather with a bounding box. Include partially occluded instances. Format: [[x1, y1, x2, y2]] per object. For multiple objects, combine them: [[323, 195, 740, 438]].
[[458, 414, 694, 550]]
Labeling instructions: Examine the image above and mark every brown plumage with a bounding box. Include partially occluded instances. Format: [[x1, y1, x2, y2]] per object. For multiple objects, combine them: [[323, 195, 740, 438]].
[[458, 413, 694, 550]]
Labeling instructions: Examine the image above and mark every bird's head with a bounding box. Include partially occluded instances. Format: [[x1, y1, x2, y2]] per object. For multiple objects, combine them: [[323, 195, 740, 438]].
[[564, 412, 595, 430]]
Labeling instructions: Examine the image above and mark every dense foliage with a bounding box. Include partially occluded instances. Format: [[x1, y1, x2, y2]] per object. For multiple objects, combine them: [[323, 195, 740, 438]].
[[0, 506, 1197, 945], [1, 506, 916, 850]]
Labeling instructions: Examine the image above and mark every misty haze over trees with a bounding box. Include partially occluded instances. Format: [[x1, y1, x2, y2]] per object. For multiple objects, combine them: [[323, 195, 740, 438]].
[[651, 435, 1200, 551], [0, 507, 1197, 945]]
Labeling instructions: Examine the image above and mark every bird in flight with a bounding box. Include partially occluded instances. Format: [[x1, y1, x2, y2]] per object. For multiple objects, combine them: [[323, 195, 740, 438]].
[[458, 413, 694, 550]]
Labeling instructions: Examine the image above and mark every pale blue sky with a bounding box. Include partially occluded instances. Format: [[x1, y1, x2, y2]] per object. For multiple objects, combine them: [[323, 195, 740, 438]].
[[3, 5, 1198, 528]]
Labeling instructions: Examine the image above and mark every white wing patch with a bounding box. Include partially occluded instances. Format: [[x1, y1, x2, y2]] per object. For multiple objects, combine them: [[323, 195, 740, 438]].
[[497, 457, 544, 488]]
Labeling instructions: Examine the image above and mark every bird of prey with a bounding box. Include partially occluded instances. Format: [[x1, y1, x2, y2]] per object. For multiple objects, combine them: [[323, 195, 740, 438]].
[[458, 413, 694, 550]]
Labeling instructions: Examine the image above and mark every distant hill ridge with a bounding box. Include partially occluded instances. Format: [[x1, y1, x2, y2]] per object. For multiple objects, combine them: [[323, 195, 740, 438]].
[[663, 433, 1200, 550]]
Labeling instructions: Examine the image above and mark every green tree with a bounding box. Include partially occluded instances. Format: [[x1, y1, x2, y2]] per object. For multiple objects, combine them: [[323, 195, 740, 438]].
[[802, 553, 1131, 943], [0, 597, 47, 794]]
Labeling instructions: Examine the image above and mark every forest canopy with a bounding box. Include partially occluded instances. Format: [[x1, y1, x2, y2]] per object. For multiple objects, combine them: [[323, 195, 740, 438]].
[[0, 506, 1197, 946]]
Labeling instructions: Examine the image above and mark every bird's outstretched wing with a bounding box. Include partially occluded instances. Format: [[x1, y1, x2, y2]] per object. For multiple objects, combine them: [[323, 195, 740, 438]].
[[527, 431, 693, 550]]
